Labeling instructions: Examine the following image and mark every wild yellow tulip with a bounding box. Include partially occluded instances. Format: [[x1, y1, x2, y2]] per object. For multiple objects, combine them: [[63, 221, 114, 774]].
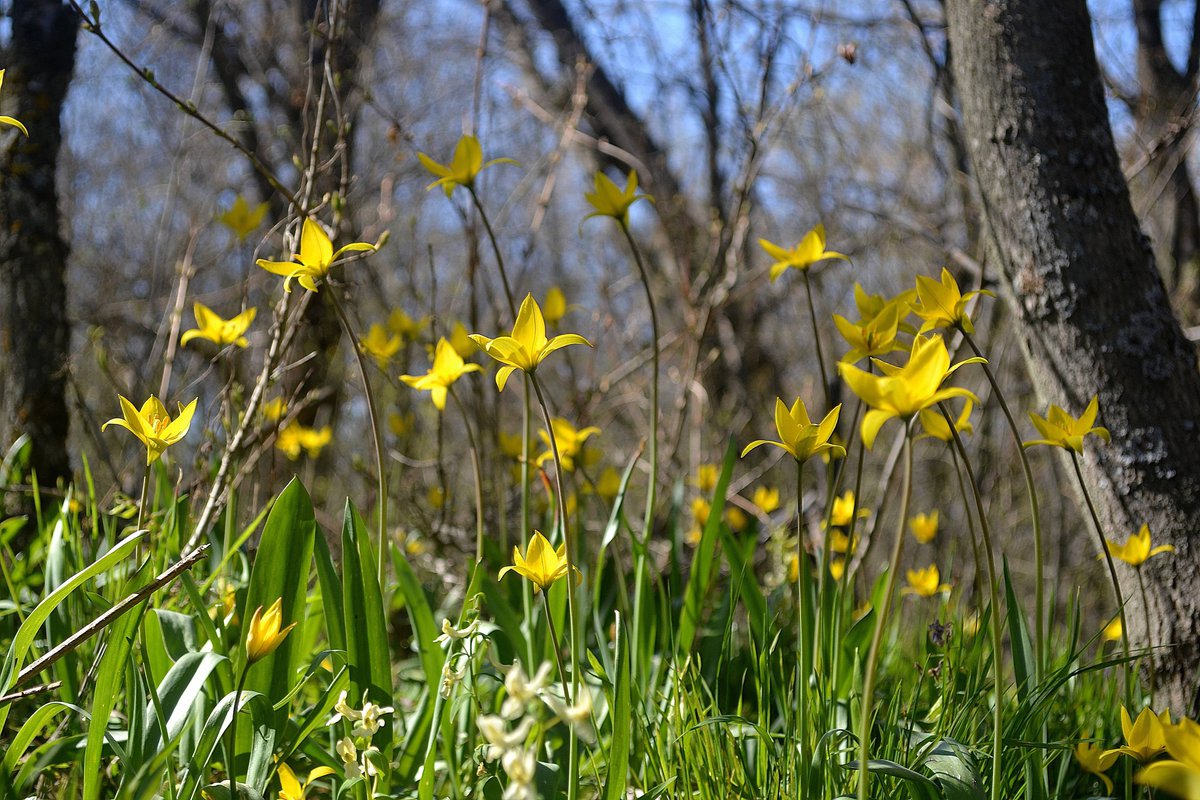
[[917, 399, 974, 442], [833, 297, 906, 364], [102, 394, 197, 464], [180, 302, 256, 349], [358, 324, 402, 369], [827, 529, 859, 554], [759, 223, 849, 281], [909, 511, 939, 544], [245, 597, 297, 663], [217, 195, 267, 241], [583, 169, 652, 224], [1107, 706, 1172, 762], [1137, 716, 1200, 798], [537, 417, 600, 472], [1074, 741, 1119, 795], [839, 334, 983, 449], [741, 397, 844, 463], [261, 397, 288, 423], [543, 286, 569, 325], [1102, 616, 1123, 642], [417, 134, 517, 197], [447, 321, 478, 357], [912, 267, 992, 333], [388, 308, 427, 341], [752, 486, 780, 514], [693, 464, 719, 493], [277, 763, 334, 800], [1023, 395, 1110, 454], [400, 338, 482, 411], [469, 294, 592, 392], [825, 490, 869, 528], [594, 466, 622, 500], [0, 70, 28, 136], [499, 531, 573, 592], [256, 218, 375, 292], [1105, 523, 1175, 567], [275, 423, 332, 460], [902, 564, 951, 597]]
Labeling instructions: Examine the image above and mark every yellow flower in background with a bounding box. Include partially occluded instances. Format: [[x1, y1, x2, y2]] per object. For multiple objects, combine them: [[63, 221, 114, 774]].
[[1137, 716, 1200, 799], [840, 334, 983, 449], [469, 294, 592, 391], [1108, 706, 1172, 762], [834, 298, 906, 364], [448, 321, 478, 357], [912, 267, 992, 333], [1024, 395, 1110, 454], [1103, 616, 1123, 643], [909, 511, 939, 544], [388, 411, 414, 437], [1075, 741, 1119, 796], [245, 597, 297, 664], [500, 531, 573, 592], [725, 505, 749, 532], [595, 466, 622, 500], [275, 423, 331, 460], [752, 486, 780, 514], [102, 395, 197, 464], [217, 195, 268, 241], [759, 224, 849, 281], [829, 558, 846, 581], [277, 763, 334, 800], [918, 399, 975, 442], [543, 287, 569, 326], [584, 169, 652, 224], [427, 485, 446, 510], [827, 529, 859, 554], [902, 564, 950, 597], [262, 397, 288, 423], [358, 324, 402, 368], [257, 218, 376, 292], [388, 308, 428, 341], [180, 302, 256, 349], [687, 497, 712, 545], [1105, 523, 1175, 568], [0, 70, 28, 136], [825, 490, 869, 528], [417, 133, 517, 197], [694, 463, 719, 493], [852, 283, 916, 324], [401, 338, 483, 411], [537, 417, 600, 472], [741, 397, 844, 463], [498, 430, 530, 460]]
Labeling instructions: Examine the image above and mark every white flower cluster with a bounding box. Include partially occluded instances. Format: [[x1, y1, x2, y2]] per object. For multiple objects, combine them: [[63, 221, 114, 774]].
[[328, 690, 393, 786], [436, 618, 483, 698]]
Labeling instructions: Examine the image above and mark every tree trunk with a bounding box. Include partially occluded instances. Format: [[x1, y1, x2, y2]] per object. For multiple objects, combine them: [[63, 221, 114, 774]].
[[946, 0, 1200, 714], [0, 0, 79, 503]]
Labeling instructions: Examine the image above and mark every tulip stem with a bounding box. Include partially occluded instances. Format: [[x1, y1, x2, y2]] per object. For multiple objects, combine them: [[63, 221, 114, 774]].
[[1135, 568, 1157, 704], [136, 466, 150, 532], [858, 428, 912, 800], [794, 462, 812, 798], [227, 663, 250, 800], [803, 270, 831, 408], [541, 593, 572, 704], [466, 186, 517, 320], [449, 387, 485, 565], [1070, 452, 1132, 707], [960, 329, 1045, 677], [618, 222, 659, 542], [943, 405, 1004, 800]]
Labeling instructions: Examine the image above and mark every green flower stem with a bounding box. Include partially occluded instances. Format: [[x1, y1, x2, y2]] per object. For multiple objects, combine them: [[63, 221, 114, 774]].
[[943, 405, 1004, 800], [327, 286, 388, 584], [795, 461, 812, 799], [136, 465, 150, 533], [227, 662, 250, 800], [947, 444, 986, 607], [858, 427, 913, 800], [1135, 568, 1157, 704], [1069, 452, 1132, 706], [449, 386, 486, 565], [803, 270, 831, 408], [466, 186, 517, 320], [542, 592, 572, 704], [960, 329, 1045, 677]]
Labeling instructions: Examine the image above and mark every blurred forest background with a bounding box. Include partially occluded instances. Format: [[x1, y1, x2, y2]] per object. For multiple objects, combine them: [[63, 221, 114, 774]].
[[3, 0, 1200, 647]]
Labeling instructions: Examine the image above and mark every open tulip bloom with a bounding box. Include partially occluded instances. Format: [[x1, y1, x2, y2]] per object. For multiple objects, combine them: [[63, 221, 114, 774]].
[[759, 223, 849, 281], [912, 266, 993, 333], [400, 338, 483, 411], [469, 293, 592, 391], [180, 302, 256, 348], [583, 169, 652, 224], [417, 133, 517, 197], [103, 394, 198, 464], [500, 531, 575, 592], [257, 218, 376, 292], [0, 70, 28, 136], [1104, 523, 1175, 567], [1023, 395, 1110, 454], [741, 397, 844, 463], [245, 597, 298, 664]]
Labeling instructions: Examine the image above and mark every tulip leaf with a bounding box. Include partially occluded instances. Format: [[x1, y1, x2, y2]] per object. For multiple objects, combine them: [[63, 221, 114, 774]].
[[677, 439, 737, 656], [600, 611, 631, 800]]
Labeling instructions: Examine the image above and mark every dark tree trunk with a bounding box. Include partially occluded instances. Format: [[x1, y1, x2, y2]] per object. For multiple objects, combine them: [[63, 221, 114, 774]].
[[946, 0, 1200, 713], [0, 0, 79, 501]]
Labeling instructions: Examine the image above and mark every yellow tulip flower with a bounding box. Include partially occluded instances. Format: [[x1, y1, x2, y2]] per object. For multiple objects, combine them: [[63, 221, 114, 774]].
[[852, 283, 916, 324], [595, 466, 622, 500], [693, 463, 719, 493], [0, 70, 28, 136], [912, 267, 992, 333], [752, 486, 780, 514], [277, 763, 335, 800], [400, 338, 482, 411], [725, 505, 749, 532], [1107, 706, 1172, 762], [829, 558, 847, 581], [256, 218, 376, 292], [1075, 740, 1119, 795], [833, 298, 906, 364], [543, 287, 569, 325], [387, 308, 427, 341], [275, 423, 332, 460], [1137, 716, 1200, 798], [417, 133, 517, 197], [827, 529, 859, 554], [499, 531, 574, 592], [245, 597, 297, 664], [839, 334, 984, 449], [388, 411, 414, 437], [537, 417, 600, 472], [217, 195, 268, 241], [180, 302, 256, 349], [759, 224, 849, 281], [1104, 523, 1175, 567], [917, 399, 974, 442], [584, 169, 652, 224], [825, 490, 869, 528], [687, 497, 712, 545], [448, 321, 478, 357], [909, 511, 939, 544], [1103, 616, 1123, 643], [358, 324, 402, 369], [261, 397, 288, 423], [102, 394, 198, 465], [741, 397, 845, 463], [902, 564, 951, 597], [469, 294, 592, 392], [1023, 395, 1110, 454]]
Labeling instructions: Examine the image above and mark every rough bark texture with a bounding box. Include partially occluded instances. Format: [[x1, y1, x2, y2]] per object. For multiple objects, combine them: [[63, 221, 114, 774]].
[[0, 0, 79, 499], [947, 0, 1200, 713]]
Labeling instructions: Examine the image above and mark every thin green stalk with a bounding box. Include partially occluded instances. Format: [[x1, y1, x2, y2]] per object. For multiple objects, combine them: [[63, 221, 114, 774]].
[[327, 287, 388, 584], [542, 593, 572, 703], [1135, 568, 1157, 704], [227, 663, 250, 799], [136, 466, 150, 532], [795, 461, 811, 799], [858, 428, 913, 800], [466, 186, 517, 319], [1069, 452, 1132, 706], [449, 387, 486, 564], [803, 270, 831, 408], [947, 444, 986, 607], [943, 406, 1004, 800], [961, 330, 1045, 676]]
